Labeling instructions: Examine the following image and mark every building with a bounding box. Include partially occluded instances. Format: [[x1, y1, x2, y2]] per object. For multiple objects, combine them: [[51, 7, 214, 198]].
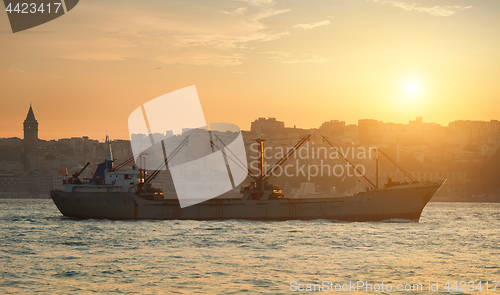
[[23, 104, 38, 154], [319, 120, 345, 138], [358, 119, 381, 145], [250, 117, 285, 135]]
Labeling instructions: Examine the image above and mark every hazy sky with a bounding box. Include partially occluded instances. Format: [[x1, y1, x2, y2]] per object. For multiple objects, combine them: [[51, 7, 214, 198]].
[[1, 0, 499, 140]]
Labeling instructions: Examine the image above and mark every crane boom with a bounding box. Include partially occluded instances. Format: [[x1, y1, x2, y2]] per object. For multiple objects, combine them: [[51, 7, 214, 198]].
[[144, 135, 190, 184], [72, 162, 90, 178], [321, 136, 376, 189], [211, 133, 258, 181], [262, 134, 311, 181], [378, 149, 418, 183], [111, 156, 135, 171]]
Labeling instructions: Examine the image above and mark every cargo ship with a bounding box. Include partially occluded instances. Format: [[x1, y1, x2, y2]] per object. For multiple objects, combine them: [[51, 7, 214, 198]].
[[50, 135, 445, 221]]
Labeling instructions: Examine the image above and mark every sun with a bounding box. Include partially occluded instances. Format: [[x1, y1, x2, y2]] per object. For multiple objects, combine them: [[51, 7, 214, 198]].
[[403, 79, 423, 98], [395, 78, 425, 109]]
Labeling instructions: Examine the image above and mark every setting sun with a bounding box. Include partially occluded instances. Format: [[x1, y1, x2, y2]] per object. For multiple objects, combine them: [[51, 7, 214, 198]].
[[403, 80, 424, 98]]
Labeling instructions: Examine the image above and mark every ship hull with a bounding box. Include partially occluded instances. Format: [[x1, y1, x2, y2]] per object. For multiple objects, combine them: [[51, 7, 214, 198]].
[[50, 181, 444, 222]]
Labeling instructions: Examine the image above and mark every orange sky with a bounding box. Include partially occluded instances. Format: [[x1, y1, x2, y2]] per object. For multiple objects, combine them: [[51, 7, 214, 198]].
[[1, 0, 499, 141]]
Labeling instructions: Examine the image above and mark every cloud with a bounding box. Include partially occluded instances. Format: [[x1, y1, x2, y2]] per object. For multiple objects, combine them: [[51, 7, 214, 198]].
[[369, 0, 473, 16], [221, 7, 247, 14], [293, 20, 331, 30], [6, 67, 25, 73], [234, 0, 276, 6], [259, 51, 329, 64], [37, 0, 291, 67]]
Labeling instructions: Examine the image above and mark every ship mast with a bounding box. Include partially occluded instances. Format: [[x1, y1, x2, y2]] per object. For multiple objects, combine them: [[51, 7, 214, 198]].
[[375, 149, 379, 189], [256, 138, 265, 187]]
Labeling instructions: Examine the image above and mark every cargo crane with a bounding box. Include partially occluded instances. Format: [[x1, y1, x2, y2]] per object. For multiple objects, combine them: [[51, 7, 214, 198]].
[[111, 156, 135, 172], [321, 136, 376, 189], [211, 134, 311, 200], [137, 136, 190, 193], [65, 162, 90, 184], [321, 135, 419, 190]]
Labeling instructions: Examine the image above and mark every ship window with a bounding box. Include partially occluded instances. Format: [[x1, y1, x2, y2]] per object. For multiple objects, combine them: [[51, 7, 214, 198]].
[[125, 175, 131, 179]]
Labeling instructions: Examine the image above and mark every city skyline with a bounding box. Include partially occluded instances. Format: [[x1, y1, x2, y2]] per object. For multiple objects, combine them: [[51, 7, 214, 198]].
[[2, 0, 500, 140], [1, 103, 499, 141], [1, 104, 497, 201]]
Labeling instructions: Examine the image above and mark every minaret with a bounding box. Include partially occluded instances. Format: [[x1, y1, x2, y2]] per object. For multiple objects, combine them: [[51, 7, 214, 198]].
[[23, 103, 39, 154]]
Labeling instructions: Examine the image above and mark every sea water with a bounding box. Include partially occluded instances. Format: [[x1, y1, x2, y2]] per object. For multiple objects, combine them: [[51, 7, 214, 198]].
[[1, 200, 499, 294]]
